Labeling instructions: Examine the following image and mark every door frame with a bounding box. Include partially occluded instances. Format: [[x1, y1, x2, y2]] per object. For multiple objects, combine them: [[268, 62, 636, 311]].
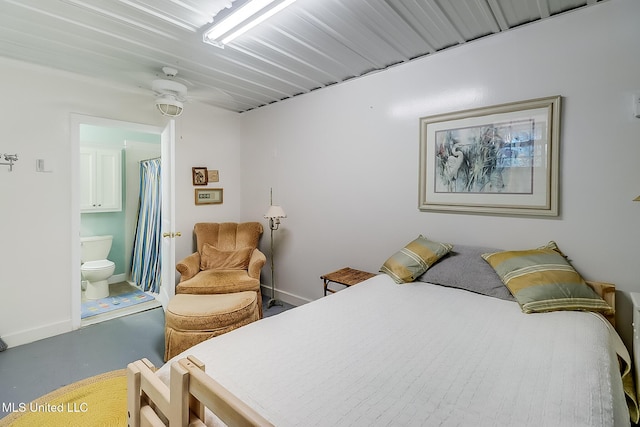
[[158, 120, 176, 309], [70, 114, 175, 329]]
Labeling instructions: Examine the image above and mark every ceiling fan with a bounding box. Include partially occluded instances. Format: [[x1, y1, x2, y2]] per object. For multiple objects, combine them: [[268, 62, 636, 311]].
[[137, 65, 240, 113], [152, 66, 188, 117]]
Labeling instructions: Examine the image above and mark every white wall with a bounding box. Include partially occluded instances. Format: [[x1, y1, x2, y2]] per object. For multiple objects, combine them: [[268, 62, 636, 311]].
[[0, 58, 243, 347], [241, 0, 640, 344], [172, 99, 246, 266]]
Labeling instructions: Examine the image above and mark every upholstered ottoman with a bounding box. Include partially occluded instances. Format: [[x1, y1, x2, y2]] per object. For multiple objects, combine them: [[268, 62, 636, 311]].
[[164, 291, 259, 361]]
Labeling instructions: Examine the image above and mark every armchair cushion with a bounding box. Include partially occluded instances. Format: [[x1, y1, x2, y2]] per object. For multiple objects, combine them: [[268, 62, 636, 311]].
[[200, 244, 253, 271], [176, 270, 260, 295]]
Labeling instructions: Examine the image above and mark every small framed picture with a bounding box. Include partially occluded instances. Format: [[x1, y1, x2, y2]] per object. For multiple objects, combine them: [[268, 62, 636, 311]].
[[192, 167, 208, 186], [195, 188, 223, 205], [207, 169, 219, 182]]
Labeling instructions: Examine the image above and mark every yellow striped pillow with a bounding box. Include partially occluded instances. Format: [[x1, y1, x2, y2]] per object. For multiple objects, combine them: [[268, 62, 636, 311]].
[[481, 241, 613, 314], [380, 235, 453, 284]]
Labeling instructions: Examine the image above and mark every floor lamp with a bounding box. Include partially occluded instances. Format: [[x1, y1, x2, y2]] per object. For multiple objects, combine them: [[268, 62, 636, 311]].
[[264, 190, 286, 308]]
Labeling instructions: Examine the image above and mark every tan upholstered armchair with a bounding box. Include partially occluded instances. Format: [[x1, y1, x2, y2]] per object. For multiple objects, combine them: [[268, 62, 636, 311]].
[[176, 222, 267, 317]]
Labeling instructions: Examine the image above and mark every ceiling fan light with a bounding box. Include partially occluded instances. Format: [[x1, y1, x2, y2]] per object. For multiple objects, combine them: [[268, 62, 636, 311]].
[[155, 95, 184, 117]]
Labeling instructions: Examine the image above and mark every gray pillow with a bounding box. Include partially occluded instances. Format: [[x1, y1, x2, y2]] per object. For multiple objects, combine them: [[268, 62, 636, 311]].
[[417, 245, 515, 301]]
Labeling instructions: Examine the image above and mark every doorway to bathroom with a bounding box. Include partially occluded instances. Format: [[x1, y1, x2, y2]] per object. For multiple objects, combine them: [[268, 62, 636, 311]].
[[70, 115, 176, 329]]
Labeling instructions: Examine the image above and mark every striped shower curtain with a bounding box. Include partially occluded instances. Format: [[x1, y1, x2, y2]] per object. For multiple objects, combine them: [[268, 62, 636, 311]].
[[131, 158, 162, 293]]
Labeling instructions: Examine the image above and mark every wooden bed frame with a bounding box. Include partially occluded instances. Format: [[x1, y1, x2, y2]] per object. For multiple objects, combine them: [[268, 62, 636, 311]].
[[127, 280, 616, 427], [127, 356, 273, 427], [585, 280, 616, 326]]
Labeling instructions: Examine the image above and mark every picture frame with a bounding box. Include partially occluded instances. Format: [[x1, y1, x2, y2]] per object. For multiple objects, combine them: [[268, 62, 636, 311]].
[[192, 167, 208, 186], [419, 96, 561, 216], [195, 188, 223, 205], [207, 169, 219, 182]]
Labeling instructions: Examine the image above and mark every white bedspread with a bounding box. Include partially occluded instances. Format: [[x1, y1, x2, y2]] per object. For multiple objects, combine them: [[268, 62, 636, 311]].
[[158, 274, 628, 426]]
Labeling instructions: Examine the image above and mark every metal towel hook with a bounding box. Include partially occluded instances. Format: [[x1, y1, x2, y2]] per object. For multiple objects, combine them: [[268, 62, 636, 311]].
[[1, 154, 18, 171]]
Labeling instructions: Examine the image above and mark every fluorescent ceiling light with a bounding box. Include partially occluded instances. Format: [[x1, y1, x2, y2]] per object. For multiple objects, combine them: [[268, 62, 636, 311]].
[[203, 0, 297, 48]]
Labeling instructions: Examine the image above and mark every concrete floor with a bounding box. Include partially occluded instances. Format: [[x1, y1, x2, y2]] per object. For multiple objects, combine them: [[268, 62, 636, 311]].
[[0, 295, 293, 420]]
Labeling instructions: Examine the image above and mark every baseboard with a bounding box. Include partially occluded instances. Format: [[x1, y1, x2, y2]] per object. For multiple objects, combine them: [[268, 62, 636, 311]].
[[260, 285, 312, 307], [1, 319, 72, 349]]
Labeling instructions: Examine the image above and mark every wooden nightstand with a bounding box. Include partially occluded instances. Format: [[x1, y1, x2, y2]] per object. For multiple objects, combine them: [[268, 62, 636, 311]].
[[321, 267, 376, 296]]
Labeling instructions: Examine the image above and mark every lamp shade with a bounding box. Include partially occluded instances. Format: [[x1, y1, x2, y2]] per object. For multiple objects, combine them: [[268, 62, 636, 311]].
[[264, 205, 286, 219]]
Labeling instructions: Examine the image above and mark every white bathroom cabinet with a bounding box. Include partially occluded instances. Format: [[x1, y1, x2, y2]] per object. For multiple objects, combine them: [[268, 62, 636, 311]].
[[80, 148, 122, 213]]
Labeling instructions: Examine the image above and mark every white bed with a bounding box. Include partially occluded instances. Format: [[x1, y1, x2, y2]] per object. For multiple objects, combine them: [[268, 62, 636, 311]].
[[147, 273, 633, 426]]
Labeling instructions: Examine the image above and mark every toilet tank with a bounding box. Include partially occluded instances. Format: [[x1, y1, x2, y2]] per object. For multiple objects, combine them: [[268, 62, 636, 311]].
[[81, 235, 113, 263]]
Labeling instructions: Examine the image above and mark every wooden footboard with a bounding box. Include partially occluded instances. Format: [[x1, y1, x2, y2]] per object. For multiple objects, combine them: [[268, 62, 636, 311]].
[[127, 356, 273, 427]]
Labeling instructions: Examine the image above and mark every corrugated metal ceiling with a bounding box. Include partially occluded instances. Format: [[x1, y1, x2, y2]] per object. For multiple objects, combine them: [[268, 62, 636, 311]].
[[0, 0, 605, 112]]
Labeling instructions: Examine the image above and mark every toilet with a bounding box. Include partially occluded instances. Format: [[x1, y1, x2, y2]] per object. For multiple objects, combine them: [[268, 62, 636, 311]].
[[81, 235, 116, 300]]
